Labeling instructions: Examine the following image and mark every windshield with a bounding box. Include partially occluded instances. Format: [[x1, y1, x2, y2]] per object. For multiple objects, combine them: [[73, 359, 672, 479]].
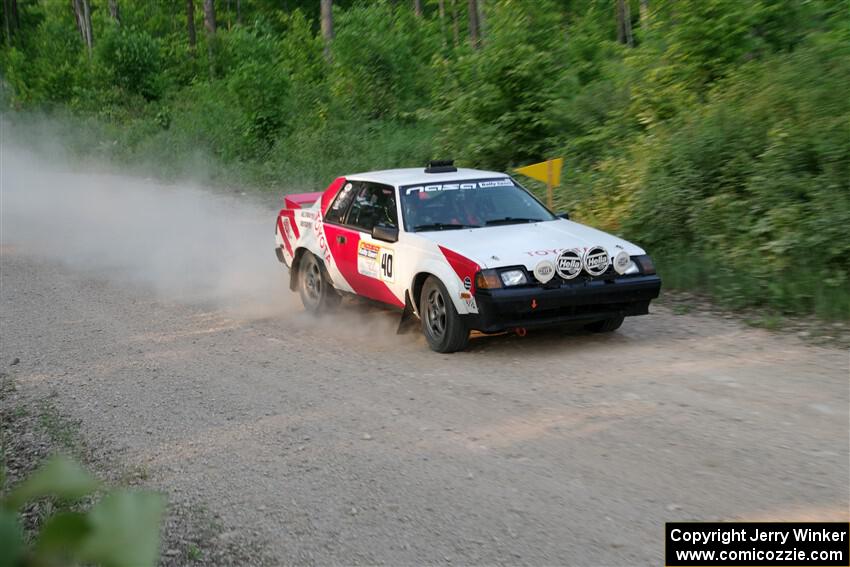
[[400, 178, 556, 232]]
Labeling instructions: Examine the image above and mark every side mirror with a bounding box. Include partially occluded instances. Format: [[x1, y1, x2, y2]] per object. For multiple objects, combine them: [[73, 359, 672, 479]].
[[372, 225, 399, 243], [557, 212, 570, 220]]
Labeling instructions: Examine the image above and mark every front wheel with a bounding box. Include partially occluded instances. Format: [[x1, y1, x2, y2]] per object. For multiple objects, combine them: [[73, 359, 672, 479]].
[[298, 253, 339, 314], [420, 276, 469, 353], [585, 315, 624, 333]]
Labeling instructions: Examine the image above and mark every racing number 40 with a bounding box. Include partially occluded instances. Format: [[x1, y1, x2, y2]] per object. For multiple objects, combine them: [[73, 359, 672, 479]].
[[380, 250, 394, 282]]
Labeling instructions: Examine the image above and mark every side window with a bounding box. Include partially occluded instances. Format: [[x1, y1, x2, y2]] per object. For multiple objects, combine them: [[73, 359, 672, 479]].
[[346, 183, 398, 232], [324, 181, 358, 224]]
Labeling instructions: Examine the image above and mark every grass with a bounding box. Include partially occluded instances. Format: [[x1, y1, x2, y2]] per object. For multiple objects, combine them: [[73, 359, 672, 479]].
[[37, 396, 83, 454]]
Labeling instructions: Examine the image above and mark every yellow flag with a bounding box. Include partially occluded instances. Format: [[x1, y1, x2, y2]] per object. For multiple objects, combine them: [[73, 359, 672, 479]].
[[514, 158, 563, 187]]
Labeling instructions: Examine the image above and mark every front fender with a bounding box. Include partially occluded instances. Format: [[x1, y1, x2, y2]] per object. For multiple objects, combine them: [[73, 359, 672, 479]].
[[411, 258, 478, 316]]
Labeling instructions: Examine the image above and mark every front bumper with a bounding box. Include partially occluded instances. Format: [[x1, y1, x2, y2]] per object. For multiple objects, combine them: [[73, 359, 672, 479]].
[[465, 274, 662, 333]]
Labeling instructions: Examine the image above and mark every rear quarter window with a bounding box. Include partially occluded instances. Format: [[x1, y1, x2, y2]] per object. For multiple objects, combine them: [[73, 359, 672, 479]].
[[324, 181, 358, 224]]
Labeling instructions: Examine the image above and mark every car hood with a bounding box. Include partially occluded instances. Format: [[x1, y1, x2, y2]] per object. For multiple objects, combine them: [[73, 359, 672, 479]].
[[417, 219, 646, 270]]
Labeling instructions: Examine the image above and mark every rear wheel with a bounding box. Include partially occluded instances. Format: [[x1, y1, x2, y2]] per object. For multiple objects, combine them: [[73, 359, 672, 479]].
[[420, 276, 469, 353], [585, 315, 624, 333], [298, 253, 339, 314]]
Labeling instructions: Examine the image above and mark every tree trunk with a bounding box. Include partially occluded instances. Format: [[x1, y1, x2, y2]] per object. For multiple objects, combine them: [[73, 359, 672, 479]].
[[450, 0, 459, 47], [616, 0, 633, 47], [203, 0, 216, 34], [72, 0, 93, 56], [236, 0, 241, 25], [203, 0, 216, 78], [437, 0, 446, 46], [413, 0, 422, 17], [320, 0, 333, 62], [477, 0, 485, 39], [108, 0, 120, 23], [639, 0, 649, 32], [3, 0, 19, 44], [3, 0, 12, 45], [83, 0, 92, 51], [467, 0, 479, 48], [186, 0, 197, 51]]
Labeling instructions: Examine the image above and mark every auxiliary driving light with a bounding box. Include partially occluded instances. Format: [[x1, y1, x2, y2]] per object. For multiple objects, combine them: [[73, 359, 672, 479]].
[[613, 250, 632, 275]]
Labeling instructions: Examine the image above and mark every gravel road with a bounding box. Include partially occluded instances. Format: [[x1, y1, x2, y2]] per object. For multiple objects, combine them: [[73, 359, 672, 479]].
[[2, 149, 848, 565]]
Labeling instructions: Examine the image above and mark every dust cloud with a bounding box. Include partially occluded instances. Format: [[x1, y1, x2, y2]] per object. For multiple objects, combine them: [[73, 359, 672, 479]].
[[1, 141, 297, 318]]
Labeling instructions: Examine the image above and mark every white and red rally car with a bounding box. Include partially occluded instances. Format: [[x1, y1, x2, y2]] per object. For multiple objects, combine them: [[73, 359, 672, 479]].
[[275, 161, 661, 352]]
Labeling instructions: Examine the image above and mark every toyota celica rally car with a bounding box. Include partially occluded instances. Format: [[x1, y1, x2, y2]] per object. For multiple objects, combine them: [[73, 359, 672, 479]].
[[275, 161, 661, 353]]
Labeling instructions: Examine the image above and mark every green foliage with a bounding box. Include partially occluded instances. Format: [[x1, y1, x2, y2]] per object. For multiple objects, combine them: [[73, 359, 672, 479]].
[[435, 0, 568, 168], [0, 456, 164, 567], [96, 25, 162, 100], [330, 1, 437, 120], [5, 457, 99, 509], [1, 0, 848, 317], [625, 37, 850, 318]]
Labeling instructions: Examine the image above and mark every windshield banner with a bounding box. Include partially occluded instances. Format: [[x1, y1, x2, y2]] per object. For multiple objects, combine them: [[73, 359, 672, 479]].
[[402, 178, 513, 195]]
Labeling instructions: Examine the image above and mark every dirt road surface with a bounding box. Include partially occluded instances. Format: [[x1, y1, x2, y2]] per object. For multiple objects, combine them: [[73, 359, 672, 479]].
[[2, 148, 848, 565]]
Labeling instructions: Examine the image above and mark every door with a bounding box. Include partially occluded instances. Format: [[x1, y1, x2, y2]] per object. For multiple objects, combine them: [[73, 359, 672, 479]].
[[322, 181, 404, 308]]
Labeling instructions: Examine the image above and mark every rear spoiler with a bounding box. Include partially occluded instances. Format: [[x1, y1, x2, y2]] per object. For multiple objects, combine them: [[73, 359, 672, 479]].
[[284, 192, 323, 210]]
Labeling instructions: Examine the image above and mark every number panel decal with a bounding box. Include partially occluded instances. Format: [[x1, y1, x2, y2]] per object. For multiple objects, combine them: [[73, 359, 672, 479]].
[[380, 250, 394, 282], [357, 241, 395, 283]]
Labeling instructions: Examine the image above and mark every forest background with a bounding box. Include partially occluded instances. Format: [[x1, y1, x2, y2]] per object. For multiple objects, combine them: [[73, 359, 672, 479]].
[[2, 0, 848, 318]]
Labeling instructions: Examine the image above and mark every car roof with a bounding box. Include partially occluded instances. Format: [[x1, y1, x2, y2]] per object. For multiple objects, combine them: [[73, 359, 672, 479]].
[[345, 167, 509, 187]]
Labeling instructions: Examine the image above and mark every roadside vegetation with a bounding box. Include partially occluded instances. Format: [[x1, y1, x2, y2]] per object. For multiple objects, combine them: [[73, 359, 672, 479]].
[[0, 373, 267, 566], [1, 0, 848, 318]]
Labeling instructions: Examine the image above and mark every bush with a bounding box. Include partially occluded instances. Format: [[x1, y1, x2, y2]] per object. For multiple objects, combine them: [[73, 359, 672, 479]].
[[96, 26, 162, 100]]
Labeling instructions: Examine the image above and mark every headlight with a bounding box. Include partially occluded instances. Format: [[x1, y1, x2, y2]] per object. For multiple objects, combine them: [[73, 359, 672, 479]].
[[500, 269, 527, 287]]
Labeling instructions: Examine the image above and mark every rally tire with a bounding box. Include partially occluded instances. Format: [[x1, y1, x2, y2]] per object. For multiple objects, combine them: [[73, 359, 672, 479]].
[[420, 276, 469, 353], [298, 253, 339, 314], [585, 315, 624, 333]]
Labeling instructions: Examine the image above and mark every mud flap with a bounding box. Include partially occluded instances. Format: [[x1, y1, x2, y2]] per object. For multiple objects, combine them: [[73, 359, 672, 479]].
[[397, 291, 419, 335]]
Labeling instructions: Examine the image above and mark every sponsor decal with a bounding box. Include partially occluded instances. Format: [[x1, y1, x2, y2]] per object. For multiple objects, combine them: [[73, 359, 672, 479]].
[[525, 248, 563, 257], [583, 245, 610, 276], [533, 260, 556, 283], [314, 213, 333, 266], [463, 276, 472, 290], [301, 210, 316, 219], [556, 249, 583, 280], [300, 220, 312, 229], [403, 178, 513, 195], [277, 216, 293, 258], [357, 241, 394, 283]]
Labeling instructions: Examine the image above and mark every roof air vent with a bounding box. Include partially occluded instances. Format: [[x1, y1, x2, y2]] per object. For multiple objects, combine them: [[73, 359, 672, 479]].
[[425, 159, 457, 174]]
